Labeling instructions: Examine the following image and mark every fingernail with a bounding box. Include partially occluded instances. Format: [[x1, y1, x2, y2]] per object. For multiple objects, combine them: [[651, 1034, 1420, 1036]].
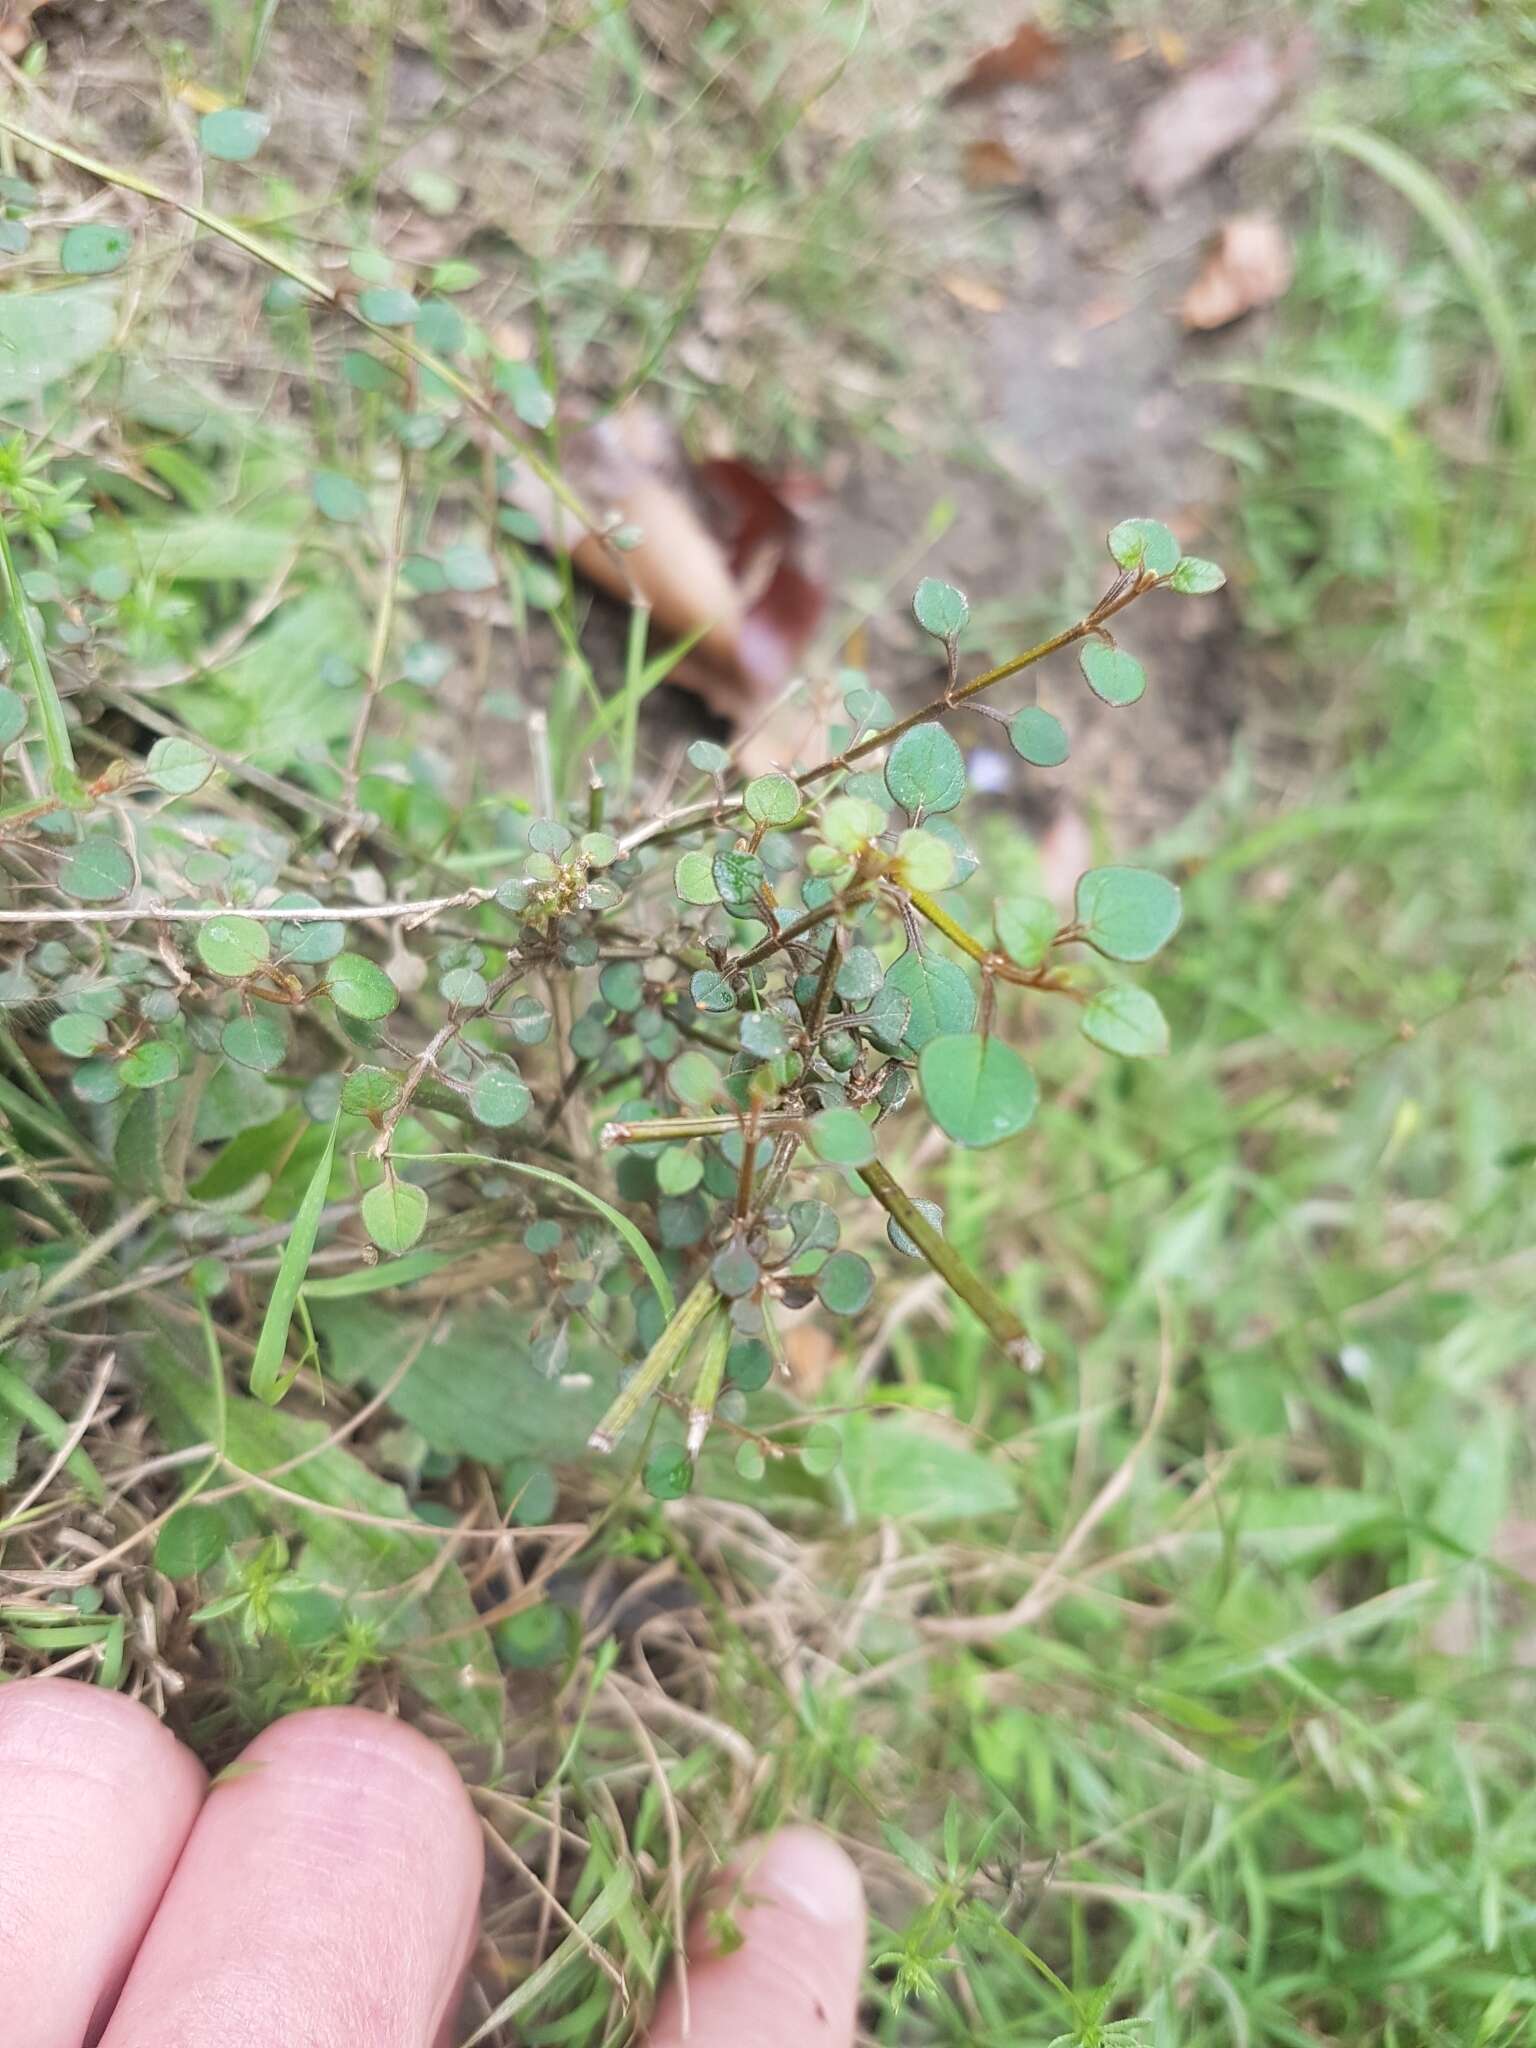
[[742, 1826, 865, 1927]]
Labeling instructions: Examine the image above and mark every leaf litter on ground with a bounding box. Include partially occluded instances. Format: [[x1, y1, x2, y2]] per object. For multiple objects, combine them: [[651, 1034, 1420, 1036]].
[[500, 405, 827, 766], [1128, 35, 1311, 205]]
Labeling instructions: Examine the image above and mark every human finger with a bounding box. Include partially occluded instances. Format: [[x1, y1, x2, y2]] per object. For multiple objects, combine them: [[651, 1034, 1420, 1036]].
[[97, 1704, 483, 2048], [647, 1825, 866, 2048], [0, 1676, 207, 2048]]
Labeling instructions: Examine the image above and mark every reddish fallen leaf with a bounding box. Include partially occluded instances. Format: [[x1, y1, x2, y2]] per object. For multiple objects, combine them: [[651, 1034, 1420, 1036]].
[[949, 18, 1063, 102], [1180, 215, 1293, 329], [1129, 37, 1297, 204], [963, 138, 1029, 191], [501, 406, 826, 746]]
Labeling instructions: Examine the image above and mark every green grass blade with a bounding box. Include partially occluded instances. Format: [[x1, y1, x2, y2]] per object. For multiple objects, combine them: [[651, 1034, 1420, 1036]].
[[0, 1360, 105, 1505], [1313, 121, 1530, 445], [0, 512, 78, 795], [460, 1860, 635, 2045], [300, 1248, 462, 1299], [429, 1151, 674, 1320], [249, 1113, 340, 1403]]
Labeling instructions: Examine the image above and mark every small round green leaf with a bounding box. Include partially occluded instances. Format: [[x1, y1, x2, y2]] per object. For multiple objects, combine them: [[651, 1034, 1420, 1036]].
[[888, 1197, 944, 1259], [808, 1106, 875, 1168], [60, 223, 131, 275], [1082, 984, 1170, 1058], [269, 893, 344, 964], [735, 1441, 766, 1482], [312, 470, 370, 523], [328, 952, 399, 1020], [88, 563, 131, 602], [1074, 866, 1182, 963], [895, 827, 956, 892], [503, 995, 552, 1045], [668, 1050, 722, 1108], [673, 851, 720, 905], [883, 950, 976, 1051], [469, 1062, 531, 1127], [643, 1443, 693, 1500], [1008, 705, 1069, 766], [744, 773, 799, 826], [740, 1010, 789, 1059], [1170, 555, 1226, 595], [357, 286, 419, 326], [197, 915, 270, 980], [442, 542, 497, 592], [598, 959, 645, 1014], [686, 739, 731, 775], [912, 577, 970, 641], [120, 1039, 180, 1090], [523, 1220, 562, 1256], [73, 1061, 123, 1105], [493, 1601, 569, 1667], [821, 794, 889, 851], [712, 849, 764, 912], [146, 735, 214, 796], [1079, 640, 1146, 708], [341, 1065, 402, 1117], [711, 1243, 760, 1299], [690, 968, 735, 1014], [221, 1012, 289, 1073], [154, 1503, 226, 1577], [50, 1012, 108, 1058], [656, 1147, 704, 1194], [918, 1033, 1038, 1149], [1107, 518, 1181, 577], [834, 947, 883, 1003], [494, 359, 555, 430], [995, 895, 1058, 970], [885, 722, 966, 815], [440, 965, 489, 1008], [361, 1179, 430, 1255], [799, 1422, 843, 1477], [728, 1338, 774, 1391], [0, 687, 29, 747], [815, 1249, 874, 1315], [58, 835, 133, 903], [198, 107, 270, 161]]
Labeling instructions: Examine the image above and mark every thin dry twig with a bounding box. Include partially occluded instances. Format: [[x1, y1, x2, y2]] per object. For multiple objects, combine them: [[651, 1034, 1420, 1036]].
[[924, 1309, 1177, 1644]]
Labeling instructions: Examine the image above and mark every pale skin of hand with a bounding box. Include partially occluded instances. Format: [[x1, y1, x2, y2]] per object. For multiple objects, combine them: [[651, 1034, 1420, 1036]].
[[0, 1678, 866, 2048]]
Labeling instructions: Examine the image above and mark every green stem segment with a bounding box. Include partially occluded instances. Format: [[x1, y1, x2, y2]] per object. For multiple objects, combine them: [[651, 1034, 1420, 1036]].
[[602, 1111, 804, 1148], [0, 511, 77, 796], [589, 1272, 719, 1454], [856, 1159, 1043, 1372], [685, 1302, 732, 1459]]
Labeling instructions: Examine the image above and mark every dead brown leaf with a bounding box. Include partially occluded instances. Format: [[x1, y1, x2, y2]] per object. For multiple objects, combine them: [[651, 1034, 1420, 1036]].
[[500, 406, 826, 742], [1180, 215, 1293, 329], [949, 18, 1063, 102], [941, 272, 1007, 315], [1129, 37, 1300, 204], [962, 138, 1029, 191], [0, 0, 51, 55], [782, 1318, 837, 1394]]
